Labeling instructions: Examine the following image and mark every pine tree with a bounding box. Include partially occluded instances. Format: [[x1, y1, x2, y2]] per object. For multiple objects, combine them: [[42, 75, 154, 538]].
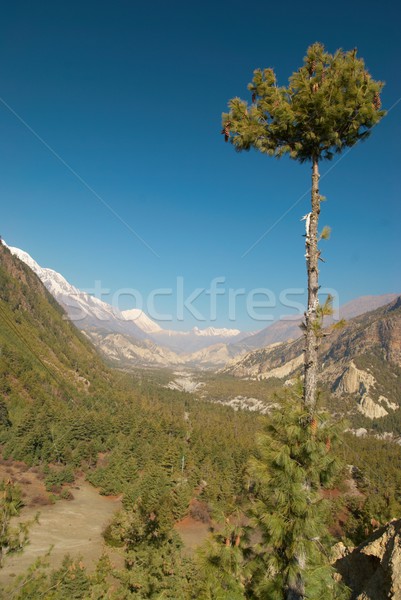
[[222, 42, 385, 411], [247, 395, 349, 600], [0, 480, 30, 567], [195, 512, 250, 599]]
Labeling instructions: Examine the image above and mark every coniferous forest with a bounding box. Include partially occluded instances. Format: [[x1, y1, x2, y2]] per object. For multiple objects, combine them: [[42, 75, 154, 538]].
[[1, 220, 401, 599]]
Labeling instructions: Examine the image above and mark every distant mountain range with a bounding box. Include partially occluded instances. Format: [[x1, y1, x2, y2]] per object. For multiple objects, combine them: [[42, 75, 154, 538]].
[[6, 244, 249, 366], [6, 243, 399, 369], [232, 293, 400, 352], [223, 297, 401, 425]]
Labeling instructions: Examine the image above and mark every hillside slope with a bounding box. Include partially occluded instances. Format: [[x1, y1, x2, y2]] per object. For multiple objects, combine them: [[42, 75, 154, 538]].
[[0, 242, 115, 409], [0, 240, 259, 518], [223, 298, 401, 427]]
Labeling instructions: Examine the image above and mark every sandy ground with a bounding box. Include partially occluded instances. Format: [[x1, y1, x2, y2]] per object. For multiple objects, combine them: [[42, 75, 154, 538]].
[[0, 457, 211, 591], [0, 477, 122, 587]]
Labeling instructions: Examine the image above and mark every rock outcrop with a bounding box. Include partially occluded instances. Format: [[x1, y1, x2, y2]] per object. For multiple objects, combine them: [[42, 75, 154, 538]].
[[357, 395, 388, 419], [334, 519, 401, 599], [335, 361, 375, 395]]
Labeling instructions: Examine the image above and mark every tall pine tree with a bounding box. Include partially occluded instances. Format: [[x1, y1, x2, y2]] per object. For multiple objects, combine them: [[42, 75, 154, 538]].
[[222, 42, 385, 411]]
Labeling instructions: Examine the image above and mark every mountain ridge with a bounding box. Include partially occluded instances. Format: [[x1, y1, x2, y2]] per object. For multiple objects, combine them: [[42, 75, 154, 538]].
[[223, 297, 401, 425], [6, 242, 400, 370]]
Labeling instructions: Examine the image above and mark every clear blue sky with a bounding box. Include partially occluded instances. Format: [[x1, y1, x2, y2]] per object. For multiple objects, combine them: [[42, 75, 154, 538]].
[[1, 0, 400, 330]]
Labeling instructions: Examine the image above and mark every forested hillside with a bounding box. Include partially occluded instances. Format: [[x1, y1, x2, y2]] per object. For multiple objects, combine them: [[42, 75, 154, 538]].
[[0, 242, 260, 597], [0, 242, 258, 504], [1, 242, 401, 599]]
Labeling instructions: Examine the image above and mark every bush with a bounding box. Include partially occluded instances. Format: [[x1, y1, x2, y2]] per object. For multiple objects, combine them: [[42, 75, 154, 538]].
[[44, 466, 75, 491]]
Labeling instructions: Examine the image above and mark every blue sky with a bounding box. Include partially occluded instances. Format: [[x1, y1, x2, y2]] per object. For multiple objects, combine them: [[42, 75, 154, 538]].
[[1, 0, 400, 330]]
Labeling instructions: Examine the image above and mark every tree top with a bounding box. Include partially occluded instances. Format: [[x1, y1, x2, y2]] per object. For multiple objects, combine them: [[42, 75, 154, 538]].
[[222, 42, 385, 162]]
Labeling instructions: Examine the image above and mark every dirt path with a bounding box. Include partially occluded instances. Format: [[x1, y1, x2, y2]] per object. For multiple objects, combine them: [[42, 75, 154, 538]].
[[1, 480, 122, 586], [175, 516, 210, 556]]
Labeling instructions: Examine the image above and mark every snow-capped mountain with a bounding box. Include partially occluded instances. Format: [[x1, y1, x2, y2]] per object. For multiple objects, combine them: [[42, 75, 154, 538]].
[[6, 244, 249, 358], [7, 245, 149, 340], [151, 326, 247, 354], [191, 326, 240, 337], [5, 243, 397, 370], [122, 308, 162, 334]]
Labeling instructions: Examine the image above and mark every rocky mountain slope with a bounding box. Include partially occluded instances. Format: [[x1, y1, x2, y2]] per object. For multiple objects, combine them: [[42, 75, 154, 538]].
[[223, 298, 401, 424], [333, 519, 401, 600]]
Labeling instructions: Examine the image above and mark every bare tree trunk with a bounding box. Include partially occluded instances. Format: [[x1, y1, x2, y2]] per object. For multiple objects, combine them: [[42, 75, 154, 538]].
[[286, 588, 305, 600], [285, 563, 306, 600], [303, 158, 320, 410]]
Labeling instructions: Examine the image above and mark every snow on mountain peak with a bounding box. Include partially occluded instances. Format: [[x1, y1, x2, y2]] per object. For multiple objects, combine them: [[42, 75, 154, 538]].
[[6, 246, 44, 276], [4, 243, 243, 346], [7, 245, 81, 298], [121, 308, 162, 333], [191, 326, 241, 337]]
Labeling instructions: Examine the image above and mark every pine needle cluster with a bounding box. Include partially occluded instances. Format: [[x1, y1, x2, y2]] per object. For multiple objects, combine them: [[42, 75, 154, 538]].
[[222, 42, 385, 162]]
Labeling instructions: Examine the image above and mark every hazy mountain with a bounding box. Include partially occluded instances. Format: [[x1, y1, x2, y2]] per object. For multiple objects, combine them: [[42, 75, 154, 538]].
[[234, 293, 400, 351], [340, 293, 399, 319], [223, 298, 401, 422], [151, 327, 247, 354]]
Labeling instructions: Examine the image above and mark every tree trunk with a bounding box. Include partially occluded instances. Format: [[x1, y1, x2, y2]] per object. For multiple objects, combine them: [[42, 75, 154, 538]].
[[303, 158, 320, 410], [286, 571, 305, 600]]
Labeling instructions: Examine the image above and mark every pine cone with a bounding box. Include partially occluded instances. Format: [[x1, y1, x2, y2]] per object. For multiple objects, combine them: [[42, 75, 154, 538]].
[[373, 92, 381, 110], [310, 417, 318, 435], [309, 60, 317, 75], [221, 121, 231, 142], [325, 437, 331, 451], [312, 83, 319, 93]]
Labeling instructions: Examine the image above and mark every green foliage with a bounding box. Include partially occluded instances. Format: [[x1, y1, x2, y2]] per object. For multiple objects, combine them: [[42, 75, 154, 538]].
[[194, 515, 250, 599], [223, 42, 385, 162], [2, 553, 115, 600], [44, 465, 75, 492], [49, 555, 91, 599], [247, 397, 348, 599], [338, 433, 401, 541], [118, 533, 195, 599], [2, 237, 390, 598], [0, 480, 30, 567]]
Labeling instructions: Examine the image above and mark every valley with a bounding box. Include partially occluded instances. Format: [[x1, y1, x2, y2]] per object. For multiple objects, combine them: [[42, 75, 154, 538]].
[[1, 242, 400, 599]]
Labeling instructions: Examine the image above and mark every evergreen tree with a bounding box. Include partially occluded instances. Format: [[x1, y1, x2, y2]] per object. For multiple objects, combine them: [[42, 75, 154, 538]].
[[247, 396, 349, 600], [0, 480, 30, 567], [195, 512, 250, 599], [222, 42, 385, 411]]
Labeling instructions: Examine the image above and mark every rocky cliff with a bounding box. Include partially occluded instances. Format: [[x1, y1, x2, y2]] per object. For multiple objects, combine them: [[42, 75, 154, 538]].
[[333, 519, 401, 599]]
